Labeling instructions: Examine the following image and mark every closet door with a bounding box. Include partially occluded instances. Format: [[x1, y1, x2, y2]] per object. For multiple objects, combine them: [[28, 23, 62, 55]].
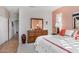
[[0, 17, 8, 45]]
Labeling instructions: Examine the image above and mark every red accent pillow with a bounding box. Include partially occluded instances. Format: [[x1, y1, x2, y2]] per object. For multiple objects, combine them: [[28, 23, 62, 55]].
[[59, 29, 66, 36]]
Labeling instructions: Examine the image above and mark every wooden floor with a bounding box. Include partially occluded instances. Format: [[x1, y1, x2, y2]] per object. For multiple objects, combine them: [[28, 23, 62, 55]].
[[0, 34, 19, 53]]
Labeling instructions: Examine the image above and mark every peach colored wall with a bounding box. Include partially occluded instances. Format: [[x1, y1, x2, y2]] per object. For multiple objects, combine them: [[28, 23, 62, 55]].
[[52, 6, 79, 33]]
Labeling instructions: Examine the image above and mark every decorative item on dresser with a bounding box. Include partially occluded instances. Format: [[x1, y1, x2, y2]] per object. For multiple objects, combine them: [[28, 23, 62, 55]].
[[27, 29, 48, 43]]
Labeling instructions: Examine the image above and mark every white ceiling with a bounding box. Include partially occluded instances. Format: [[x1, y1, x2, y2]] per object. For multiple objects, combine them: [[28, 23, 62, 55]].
[[5, 6, 62, 14], [5, 6, 19, 14]]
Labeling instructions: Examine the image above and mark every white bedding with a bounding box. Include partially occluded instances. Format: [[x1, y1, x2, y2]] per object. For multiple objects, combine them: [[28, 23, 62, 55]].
[[34, 35, 79, 53]]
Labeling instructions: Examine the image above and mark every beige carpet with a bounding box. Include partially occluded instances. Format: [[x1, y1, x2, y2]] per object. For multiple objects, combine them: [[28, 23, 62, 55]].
[[0, 34, 19, 53], [17, 43, 36, 53]]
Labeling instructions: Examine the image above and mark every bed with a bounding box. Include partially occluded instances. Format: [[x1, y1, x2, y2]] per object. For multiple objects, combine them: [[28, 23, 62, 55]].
[[34, 35, 79, 53]]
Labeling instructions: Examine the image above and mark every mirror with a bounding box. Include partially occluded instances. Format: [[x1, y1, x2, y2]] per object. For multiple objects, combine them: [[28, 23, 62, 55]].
[[31, 18, 43, 30]]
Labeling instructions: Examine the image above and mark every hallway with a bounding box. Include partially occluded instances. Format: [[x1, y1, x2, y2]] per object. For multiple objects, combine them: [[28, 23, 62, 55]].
[[0, 34, 19, 53]]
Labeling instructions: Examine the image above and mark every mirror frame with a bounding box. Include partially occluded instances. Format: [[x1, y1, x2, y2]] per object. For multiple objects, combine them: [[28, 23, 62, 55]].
[[31, 18, 43, 29]]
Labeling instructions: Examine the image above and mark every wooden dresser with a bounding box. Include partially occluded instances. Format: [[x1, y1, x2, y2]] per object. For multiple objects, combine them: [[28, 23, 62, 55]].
[[27, 29, 48, 43]]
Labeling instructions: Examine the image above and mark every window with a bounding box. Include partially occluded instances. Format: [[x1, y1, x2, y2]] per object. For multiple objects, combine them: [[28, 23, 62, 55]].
[[55, 13, 62, 32]]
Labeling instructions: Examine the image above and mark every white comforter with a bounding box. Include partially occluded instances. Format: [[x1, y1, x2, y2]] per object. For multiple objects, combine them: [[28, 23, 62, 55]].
[[34, 35, 79, 53]]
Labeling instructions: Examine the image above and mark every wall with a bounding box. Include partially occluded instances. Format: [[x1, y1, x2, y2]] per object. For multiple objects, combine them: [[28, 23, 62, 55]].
[[9, 19, 17, 39], [52, 6, 79, 33], [9, 12, 19, 39], [15, 20, 19, 33], [0, 7, 9, 18], [0, 7, 9, 45], [19, 7, 52, 43], [9, 18, 13, 39], [0, 7, 19, 44], [0, 17, 8, 45]]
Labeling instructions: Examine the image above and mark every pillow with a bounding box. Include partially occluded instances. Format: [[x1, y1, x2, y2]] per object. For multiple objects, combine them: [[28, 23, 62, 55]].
[[75, 33, 79, 40], [73, 30, 78, 39], [65, 30, 74, 37], [59, 29, 66, 36], [73, 30, 79, 39]]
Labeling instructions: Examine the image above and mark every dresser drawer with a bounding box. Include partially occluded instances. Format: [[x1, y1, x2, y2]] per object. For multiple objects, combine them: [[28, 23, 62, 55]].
[[28, 36, 36, 43], [27, 30, 48, 43], [42, 30, 48, 35]]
